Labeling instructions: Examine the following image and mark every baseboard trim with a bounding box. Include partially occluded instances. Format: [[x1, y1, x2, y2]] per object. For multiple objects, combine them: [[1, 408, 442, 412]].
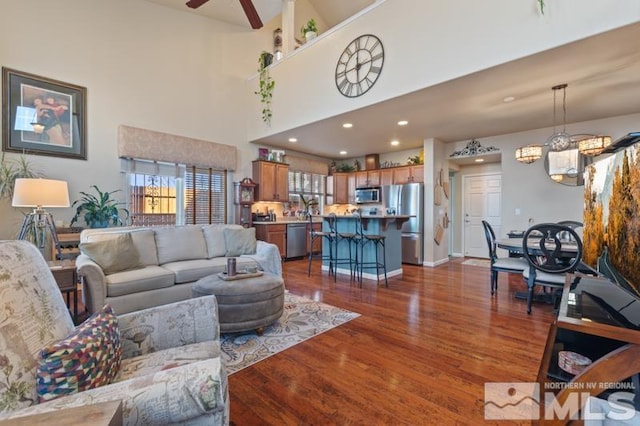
[[423, 258, 449, 267]]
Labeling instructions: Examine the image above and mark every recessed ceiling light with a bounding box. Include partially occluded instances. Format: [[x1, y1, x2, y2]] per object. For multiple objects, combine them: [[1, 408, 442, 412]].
[[391, 140, 400, 146], [503, 96, 516, 103], [342, 123, 353, 128], [339, 150, 347, 155], [397, 120, 408, 126], [475, 158, 485, 162], [288, 137, 298, 143]]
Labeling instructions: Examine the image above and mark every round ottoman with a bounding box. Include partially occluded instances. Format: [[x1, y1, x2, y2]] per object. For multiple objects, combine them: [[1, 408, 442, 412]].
[[192, 272, 285, 334]]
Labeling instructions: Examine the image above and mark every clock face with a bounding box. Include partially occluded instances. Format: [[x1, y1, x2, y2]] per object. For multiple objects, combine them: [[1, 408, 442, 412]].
[[335, 34, 384, 98]]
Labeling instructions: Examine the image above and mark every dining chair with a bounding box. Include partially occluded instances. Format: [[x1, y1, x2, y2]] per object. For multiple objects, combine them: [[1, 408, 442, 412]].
[[522, 223, 583, 314], [557, 220, 583, 242], [481, 220, 529, 295]]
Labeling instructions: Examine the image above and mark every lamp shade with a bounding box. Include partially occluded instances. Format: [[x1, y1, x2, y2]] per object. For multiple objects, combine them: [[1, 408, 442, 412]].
[[12, 178, 70, 208], [515, 145, 543, 164], [578, 135, 612, 156]]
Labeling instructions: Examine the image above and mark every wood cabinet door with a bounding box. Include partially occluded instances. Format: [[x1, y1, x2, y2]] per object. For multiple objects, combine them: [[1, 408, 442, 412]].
[[266, 225, 287, 257], [355, 171, 368, 187], [393, 166, 411, 184], [410, 165, 424, 183], [333, 173, 349, 204], [366, 170, 381, 186], [275, 164, 289, 201], [253, 161, 276, 201], [380, 169, 394, 186]]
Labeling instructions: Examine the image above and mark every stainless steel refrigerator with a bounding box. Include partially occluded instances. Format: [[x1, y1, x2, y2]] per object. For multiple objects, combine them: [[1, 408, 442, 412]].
[[382, 183, 424, 265]]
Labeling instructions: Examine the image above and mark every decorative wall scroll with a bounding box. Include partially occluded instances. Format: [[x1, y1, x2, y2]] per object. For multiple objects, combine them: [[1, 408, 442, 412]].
[[449, 139, 499, 158]]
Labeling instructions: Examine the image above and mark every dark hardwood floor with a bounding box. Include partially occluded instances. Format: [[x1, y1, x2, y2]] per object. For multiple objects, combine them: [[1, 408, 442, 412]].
[[229, 258, 556, 425]]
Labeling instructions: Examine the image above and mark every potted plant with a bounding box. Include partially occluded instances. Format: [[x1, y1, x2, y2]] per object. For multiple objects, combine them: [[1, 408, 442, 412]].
[[0, 152, 40, 201], [301, 18, 318, 42], [299, 193, 319, 217], [70, 185, 129, 228], [255, 51, 275, 125]]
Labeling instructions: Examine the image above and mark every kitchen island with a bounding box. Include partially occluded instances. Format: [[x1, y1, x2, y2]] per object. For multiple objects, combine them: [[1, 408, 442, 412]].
[[320, 214, 411, 281]]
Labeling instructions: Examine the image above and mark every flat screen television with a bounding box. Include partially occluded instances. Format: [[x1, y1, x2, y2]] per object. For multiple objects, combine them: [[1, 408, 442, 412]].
[[583, 133, 640, 296]]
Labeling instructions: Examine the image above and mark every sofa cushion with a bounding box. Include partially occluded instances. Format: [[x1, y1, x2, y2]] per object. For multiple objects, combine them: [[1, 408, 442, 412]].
[[155, 226, 208, 264], [130, 229, 159, 266], [36, 305, 122, 402], [162, 257, 260, 283], [79, 233, 144, 275], [202, 225, 227, 258], [223, 227, 257, 256], [106, 265, 175, 298], [85, 229, 159, 266]]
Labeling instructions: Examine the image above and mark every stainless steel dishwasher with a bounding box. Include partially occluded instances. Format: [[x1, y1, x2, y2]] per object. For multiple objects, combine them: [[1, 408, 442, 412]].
[[286, 223, 308, 259]]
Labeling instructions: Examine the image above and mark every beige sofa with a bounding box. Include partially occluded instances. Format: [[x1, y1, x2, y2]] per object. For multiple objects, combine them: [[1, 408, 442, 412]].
[[76, 224, 282, 315]]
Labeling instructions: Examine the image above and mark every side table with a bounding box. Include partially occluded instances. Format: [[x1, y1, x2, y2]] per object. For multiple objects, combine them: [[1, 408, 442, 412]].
[[47, 260, 79, 324]]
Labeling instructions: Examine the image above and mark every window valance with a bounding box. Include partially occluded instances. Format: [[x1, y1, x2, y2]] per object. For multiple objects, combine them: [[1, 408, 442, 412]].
[[118, 125, 237, 171], [285, 154, 329, 175]]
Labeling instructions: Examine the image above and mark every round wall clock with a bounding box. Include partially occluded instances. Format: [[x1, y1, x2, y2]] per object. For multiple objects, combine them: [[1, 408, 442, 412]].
[[335, 34, 384, 98]]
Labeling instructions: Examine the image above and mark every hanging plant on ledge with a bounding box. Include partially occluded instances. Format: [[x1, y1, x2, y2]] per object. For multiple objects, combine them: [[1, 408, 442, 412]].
[[538, 0, 545, 15], [255, 51, 275, 126]]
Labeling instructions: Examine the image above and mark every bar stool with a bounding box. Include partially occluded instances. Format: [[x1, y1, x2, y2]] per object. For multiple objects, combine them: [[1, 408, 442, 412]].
[[327, 213, 358, 281], [354, 212, 388, 287], [307, 214, 336, 277]]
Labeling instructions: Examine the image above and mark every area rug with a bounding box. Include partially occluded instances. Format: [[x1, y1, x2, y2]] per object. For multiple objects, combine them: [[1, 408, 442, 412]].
[[461, 258, 491, 268], [220, 293, 360, 374]]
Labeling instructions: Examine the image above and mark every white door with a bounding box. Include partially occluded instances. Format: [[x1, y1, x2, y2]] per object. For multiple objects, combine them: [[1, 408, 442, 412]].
[[463, 173, 502, 258]]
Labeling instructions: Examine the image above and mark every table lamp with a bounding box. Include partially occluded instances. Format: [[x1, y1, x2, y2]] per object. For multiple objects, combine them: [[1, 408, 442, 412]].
[[12, 178, 70, 257]]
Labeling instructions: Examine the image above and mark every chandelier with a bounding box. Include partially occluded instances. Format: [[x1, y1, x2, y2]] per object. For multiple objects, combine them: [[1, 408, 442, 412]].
[[515, 84, 612, 164]]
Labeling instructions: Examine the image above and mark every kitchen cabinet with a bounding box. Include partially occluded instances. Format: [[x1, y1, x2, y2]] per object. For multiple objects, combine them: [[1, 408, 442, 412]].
[[254, 223, 286, 257], [329, 172, 350, 204], [252, 160, 289, 201], [355, 170, 380, 187], [348, 173, 356, 203], [380, 169, 394, 186], [393, 165, 424, 184]]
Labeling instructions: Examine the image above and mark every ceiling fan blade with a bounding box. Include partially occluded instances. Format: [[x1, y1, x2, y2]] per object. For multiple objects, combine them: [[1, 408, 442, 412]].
[[239, 0, 263, 29], [186, 0, 209, 9]]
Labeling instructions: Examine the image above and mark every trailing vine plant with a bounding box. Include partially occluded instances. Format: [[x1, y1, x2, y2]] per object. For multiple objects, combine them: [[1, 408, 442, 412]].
[[255, 51, 275, 126], [538, 0, 545, 15]]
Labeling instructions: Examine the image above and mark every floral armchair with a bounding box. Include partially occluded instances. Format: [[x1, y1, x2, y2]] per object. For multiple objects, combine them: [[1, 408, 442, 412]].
[[0, 240, 228, 425]]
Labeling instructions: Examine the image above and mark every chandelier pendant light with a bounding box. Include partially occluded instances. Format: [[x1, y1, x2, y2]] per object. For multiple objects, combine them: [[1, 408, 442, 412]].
[[578, 135, 612, 156], [515, 144, 543, 164], [547, 84, 571, 151], [515, 82, 612, 165]]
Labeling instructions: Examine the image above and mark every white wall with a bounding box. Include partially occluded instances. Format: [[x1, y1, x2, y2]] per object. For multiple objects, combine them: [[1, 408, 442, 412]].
[[447, 113, 640, 255], [0, 0, 273, 239], [247, 0, 640, 140]]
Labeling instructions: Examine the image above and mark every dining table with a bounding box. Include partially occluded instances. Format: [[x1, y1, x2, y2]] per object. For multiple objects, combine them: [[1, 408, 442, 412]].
[[496, 236, 582, 309]]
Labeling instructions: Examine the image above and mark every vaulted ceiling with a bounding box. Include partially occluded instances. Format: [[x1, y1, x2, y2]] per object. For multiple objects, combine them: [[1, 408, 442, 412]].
[[143, 1, 640, 159]]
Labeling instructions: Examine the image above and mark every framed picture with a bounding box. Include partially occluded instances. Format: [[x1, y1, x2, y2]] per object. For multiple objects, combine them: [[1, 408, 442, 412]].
[[2, 67, 87, 160]]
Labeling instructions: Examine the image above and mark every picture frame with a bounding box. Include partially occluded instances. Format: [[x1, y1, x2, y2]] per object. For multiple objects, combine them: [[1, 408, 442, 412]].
[[2, 67, 87, 160]]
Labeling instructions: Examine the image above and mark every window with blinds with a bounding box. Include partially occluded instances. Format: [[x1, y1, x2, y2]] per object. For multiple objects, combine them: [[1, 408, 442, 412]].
[[124, 159, 227, 226], [184, 167, 227, 224], [129, 174, 178, 226], [288, 170, 325, 212]]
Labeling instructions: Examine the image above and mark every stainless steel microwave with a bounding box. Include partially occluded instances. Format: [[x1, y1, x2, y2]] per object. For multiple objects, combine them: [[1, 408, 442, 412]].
[[355, 186, 381, 204]]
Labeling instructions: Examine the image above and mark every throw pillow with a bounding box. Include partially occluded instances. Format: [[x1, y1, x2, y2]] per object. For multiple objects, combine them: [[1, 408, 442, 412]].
[[223, 227, 257, 257], [79, 233, 144, 274], [36, 304, 122, 402]]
